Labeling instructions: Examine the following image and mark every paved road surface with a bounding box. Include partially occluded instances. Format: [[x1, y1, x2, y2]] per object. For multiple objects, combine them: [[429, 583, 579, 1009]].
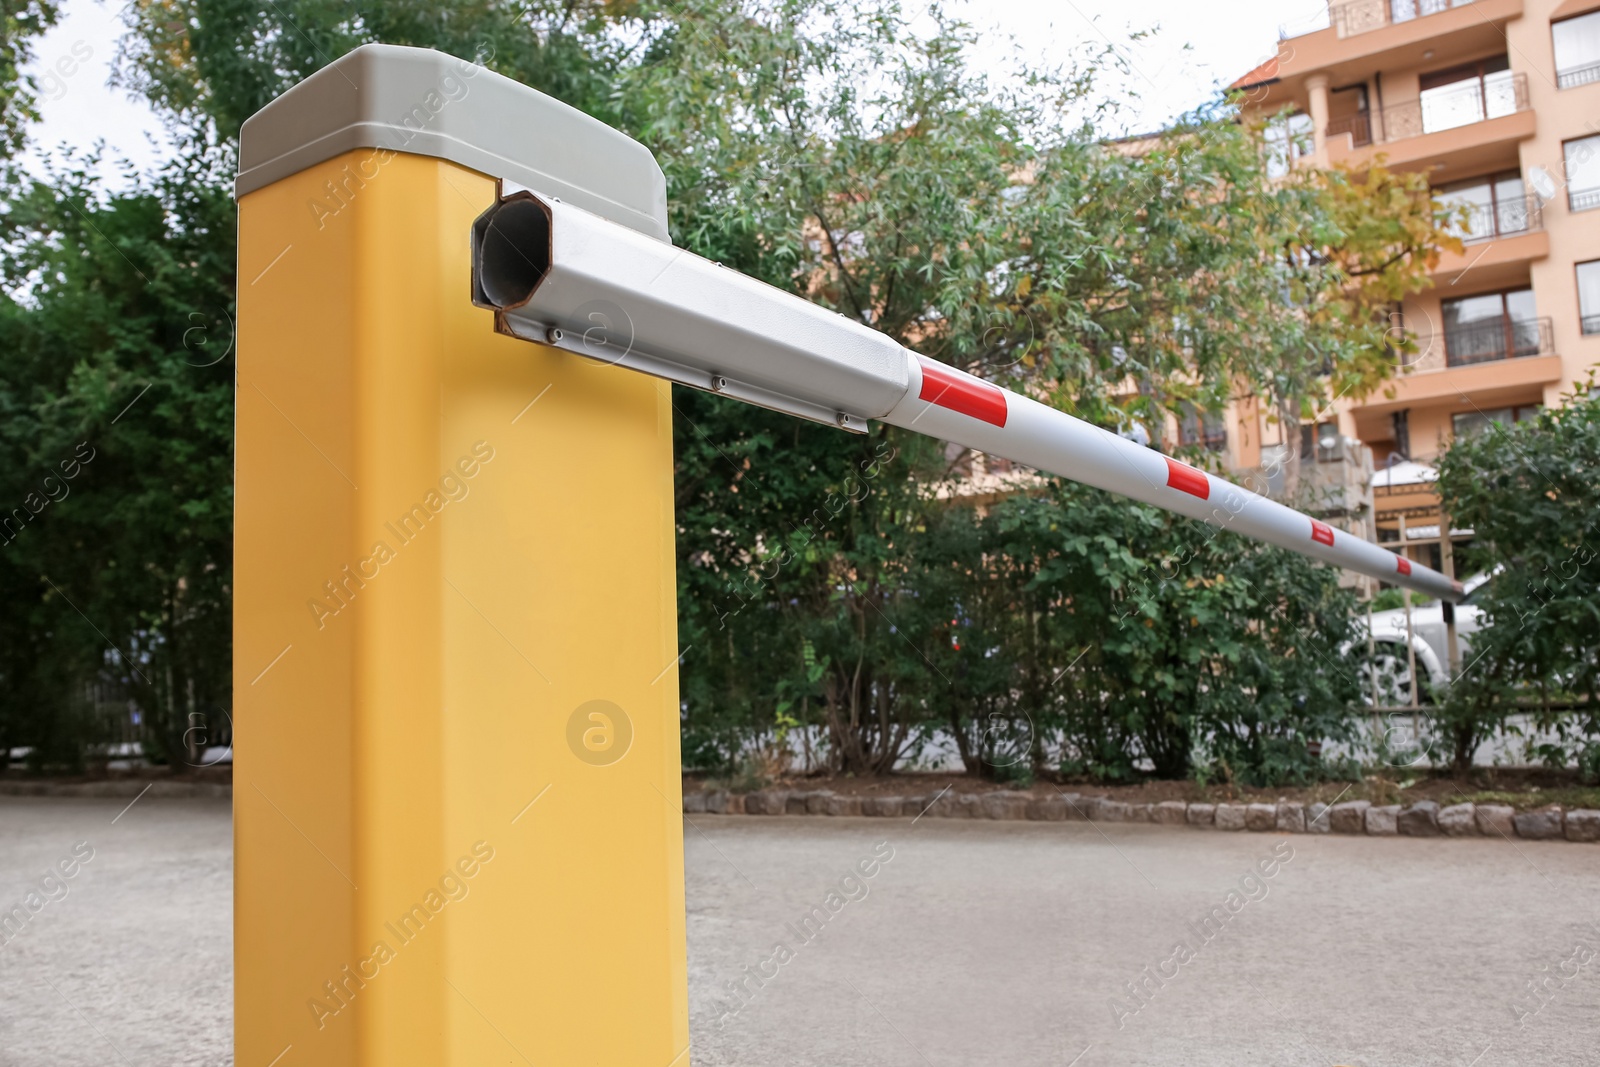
[[3, 797, 1599, 1066]]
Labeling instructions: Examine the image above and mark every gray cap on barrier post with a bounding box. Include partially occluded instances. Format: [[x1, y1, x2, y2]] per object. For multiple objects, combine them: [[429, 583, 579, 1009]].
[[235, 43, 669, 241]]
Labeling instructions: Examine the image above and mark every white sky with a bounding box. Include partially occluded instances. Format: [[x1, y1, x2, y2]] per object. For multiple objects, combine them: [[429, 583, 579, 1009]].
[[21, 0, 1333, 184], [954, 0, 1330, 134], [24, 0, 170, 181]]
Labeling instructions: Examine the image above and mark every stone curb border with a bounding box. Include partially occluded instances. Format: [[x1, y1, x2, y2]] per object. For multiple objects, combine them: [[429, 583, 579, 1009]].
[[685, 789, 1600, 844], [7, 780, 1590, 844], [0, 780, 231, 799]]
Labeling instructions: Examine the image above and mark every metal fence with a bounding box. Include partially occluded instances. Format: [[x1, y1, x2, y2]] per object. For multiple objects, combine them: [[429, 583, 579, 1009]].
[[1326, 74, 1529, 146], [1384, 75, 1529, 142], [1325, 112, 1373, 148], [1447, 195, 1542, 243], [1444, 316, 1552, 367]]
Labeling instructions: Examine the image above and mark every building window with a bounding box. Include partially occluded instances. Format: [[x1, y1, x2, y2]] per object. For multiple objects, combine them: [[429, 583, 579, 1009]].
[[1567, 135, 1600, 213], [1436, 172, 1536, 242], [1441, 288, 1547, 365], [1265, 112, 1314, 178], [1579, 260, 1600, 336], [1299, 421, 1342, 463], [1452, 404, 1541, 439], [1179, 404, 1228, 453], [1555, 11, 1600, 89], [1419, 56, 1516, 135]]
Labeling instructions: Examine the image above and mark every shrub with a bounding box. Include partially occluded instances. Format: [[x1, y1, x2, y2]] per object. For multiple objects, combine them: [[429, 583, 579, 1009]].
[[1436, 383, 1600, 771]]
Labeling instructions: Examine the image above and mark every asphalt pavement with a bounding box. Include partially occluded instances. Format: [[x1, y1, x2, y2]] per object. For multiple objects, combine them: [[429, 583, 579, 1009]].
[[3, 796, 1598, 1066]]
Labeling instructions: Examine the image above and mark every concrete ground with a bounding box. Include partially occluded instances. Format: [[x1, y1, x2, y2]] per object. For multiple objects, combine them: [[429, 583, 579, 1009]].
[[0, 797, 232, 1066], [3, 798, 1599, 1066]]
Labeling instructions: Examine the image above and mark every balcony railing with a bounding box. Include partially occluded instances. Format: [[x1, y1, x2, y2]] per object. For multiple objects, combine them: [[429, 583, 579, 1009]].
[[1398, 74, 1528, 140], [1583, 314, 1600, 337], [1558, 62, 1600, 90], [1325, 74, 1529, 146], [1444, 316, 1552, 367], [1572, 187, 1600, 213], [1445, 195, 1543, 243], [1331, 0, 1481, 39], [1326, 112, 1374, 147]]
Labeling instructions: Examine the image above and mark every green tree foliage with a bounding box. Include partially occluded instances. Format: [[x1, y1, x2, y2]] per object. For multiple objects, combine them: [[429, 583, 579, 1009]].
[[621, 3, 1450, 441], [1, 0, 1443, 781], [2, 0, 635, 769], [903, 484, 1360, 786], [0, 144, 236, 768], [637, 0, 1432, 779], [1, 0, 62, 156], [115, 0, 628, 142], [1435, 388, 1600, 772]]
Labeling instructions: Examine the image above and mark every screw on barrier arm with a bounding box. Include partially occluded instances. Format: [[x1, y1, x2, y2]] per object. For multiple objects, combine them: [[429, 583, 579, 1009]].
[[470, 192, 1464, 604]]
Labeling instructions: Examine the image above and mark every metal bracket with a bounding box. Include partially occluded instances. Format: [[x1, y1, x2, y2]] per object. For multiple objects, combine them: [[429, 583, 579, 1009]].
[[497, 315, 869, 434]]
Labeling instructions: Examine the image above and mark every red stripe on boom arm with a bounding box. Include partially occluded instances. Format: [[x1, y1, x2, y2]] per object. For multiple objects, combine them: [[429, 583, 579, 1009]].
[[917, 358, 1008, 427], [1164, 458, 1210, 500]]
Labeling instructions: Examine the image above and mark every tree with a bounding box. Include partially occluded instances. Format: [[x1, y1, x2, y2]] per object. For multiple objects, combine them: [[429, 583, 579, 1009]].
[[2, 0, 639, 770], [0, 145, 236, 767], [1, 0, 1447, 778], [625, 0, 1434, 775], [115, 0, 630, 144], [1264, 154, 1462, 499], [0, 0, 62, 157]]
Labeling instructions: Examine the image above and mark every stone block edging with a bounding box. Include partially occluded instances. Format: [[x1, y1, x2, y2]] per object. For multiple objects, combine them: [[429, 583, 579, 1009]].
[[686, 789, 1600, 843], [0, 779, 231, 799]]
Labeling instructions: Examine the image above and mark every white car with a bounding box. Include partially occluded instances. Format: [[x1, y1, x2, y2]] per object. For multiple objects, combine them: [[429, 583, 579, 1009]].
[[1353, 571, 1492, 705]]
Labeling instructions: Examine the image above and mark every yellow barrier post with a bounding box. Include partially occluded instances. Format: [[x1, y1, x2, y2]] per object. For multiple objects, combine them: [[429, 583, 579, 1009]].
[[234, 45, 688, 1066]]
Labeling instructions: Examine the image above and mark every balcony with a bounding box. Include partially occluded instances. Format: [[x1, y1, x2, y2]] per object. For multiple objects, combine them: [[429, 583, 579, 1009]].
[[1446, 195, 1541, 243], [1431, 196, 1547, 284], [1324, 74, 1533, 171], [1433, 232, 1547, 287], [1559, 61, 1600, 90], [1444, 316, 1552, 367], [1241, 0, 1516, 122], [1355, 354, 1561, 418], [1265, 0, 1524, 106], [1326, 112, 1375, 148], [1377, 74, 1528, 142]]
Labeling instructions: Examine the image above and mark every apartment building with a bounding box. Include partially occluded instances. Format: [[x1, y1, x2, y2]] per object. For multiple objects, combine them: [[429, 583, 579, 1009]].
[[1231, 0, 1600, 567]]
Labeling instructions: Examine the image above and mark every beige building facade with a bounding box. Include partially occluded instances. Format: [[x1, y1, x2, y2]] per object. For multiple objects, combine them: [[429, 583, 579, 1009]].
[[1228, 0, 1600, 568]]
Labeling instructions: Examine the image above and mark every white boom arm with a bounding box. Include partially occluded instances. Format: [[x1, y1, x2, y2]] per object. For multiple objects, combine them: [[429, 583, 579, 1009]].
[[471, 191, 1462, 603]]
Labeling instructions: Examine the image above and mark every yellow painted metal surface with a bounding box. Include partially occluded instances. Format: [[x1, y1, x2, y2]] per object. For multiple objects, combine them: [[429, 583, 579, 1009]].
[[235, 150, 688, 1066]]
